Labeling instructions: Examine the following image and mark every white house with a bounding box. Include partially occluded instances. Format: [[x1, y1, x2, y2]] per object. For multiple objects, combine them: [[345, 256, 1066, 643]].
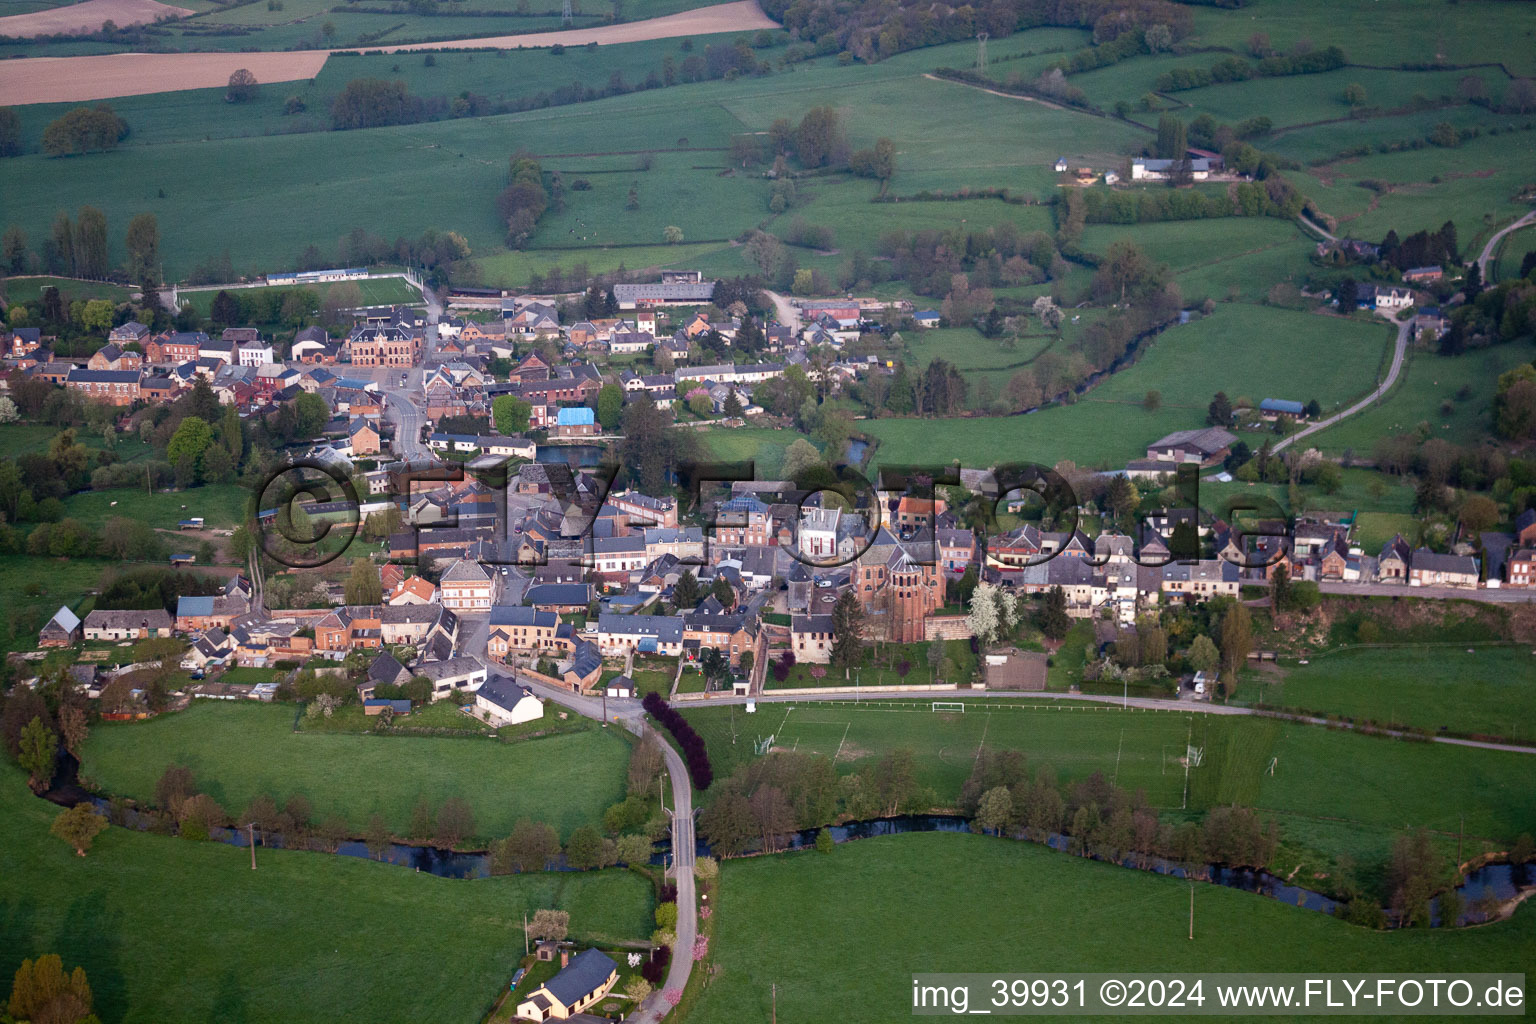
[[237, 340, 275, 366], [474, 676, 544, 725], [412, 656, 488, 700]]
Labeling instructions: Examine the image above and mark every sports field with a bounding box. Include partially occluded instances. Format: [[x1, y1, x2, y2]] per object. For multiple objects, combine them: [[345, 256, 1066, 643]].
[[690, 832, 1536, 1024], [0, 275, 136, 304], [80, 700, 631, 840], [177, 275, 421, 318], [0, 764, 650, 1024], [685, 701, 1194, 809]]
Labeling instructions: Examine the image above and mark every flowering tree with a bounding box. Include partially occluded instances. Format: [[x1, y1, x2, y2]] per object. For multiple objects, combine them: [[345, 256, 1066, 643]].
[[692, 936, 709, 961], [664, 989, 683, 1007]]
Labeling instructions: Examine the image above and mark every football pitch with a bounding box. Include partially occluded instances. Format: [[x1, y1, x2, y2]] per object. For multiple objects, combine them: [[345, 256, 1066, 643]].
[[690, 701, 1195, 809]]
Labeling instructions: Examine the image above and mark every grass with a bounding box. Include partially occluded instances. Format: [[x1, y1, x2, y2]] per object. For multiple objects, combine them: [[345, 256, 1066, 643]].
[[0, 275, 135, 304], [1257, 647, 1536, 741], [177, 275, 421, 317], [79, 700, 630, 840], [690, 831, 1536, 1024], [0, 554, 109, 654], [61, 483, 252, 532], [683, 701, 1193, 809], [1303, 340, 1536, 456], [0, 765, 650, 1024], [1493, 224, 1536, 284], [765, 639, 976, 690]]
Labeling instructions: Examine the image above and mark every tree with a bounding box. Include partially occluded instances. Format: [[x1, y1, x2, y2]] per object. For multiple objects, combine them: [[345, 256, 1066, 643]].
[[226, 68, 259, 103], [974, 785, 1013, 836], [507, 818, 559, 871], [672, 570, 701, 610], [1207, 391, 1233, 426], [1187, 634, 1219, 674], [597, 383, 625, 431], [1143, 389, 1162, 412], [1270, 561, 1292, 612], [780, 438, 824, 481], [493, 394, 532, 436], [1155, 114, 1187, 160], [18, 716, 57, 792], [0, 106, 21, 158], [435, 796, 475, 848], [167, 415, 214, 478], [1040, 585, 1071, 641], [210, 289, 239, 325], [41, 105, 127, 157], [1458, 494, 1498, 534], [0, 397, 19, 425], [51, 803, 107, 857], [345, 557, 382, 604], [794, 105, 843, 167], [57, 705, 88, 754], [73, 206, 108, 279], [155, 763, 197, 810], [124, 212, 159, 283], [528, 908, 569, 942], [663, 224, 684, 244], [7, 955, 95, 1024], [829, 589, 865, 677], [2, 225, 27, 274], [616, 832, 653, 866], [1343, 82, 1366, 106], [1218, 602, 1252, 683], [565, 824, 604, 869]]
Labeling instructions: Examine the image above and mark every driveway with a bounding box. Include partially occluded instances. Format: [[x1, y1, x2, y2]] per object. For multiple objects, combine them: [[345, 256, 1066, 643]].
[[1274, 311, 1409, 453]]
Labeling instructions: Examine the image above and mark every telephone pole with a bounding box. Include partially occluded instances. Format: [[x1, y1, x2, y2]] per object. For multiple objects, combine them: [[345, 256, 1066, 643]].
[[1188, 881, 1194, 940], [249, 822, 257, 869], [772, 983, 777, 1024]]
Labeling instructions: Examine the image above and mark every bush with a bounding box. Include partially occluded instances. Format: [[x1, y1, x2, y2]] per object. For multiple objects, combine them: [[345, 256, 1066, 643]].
[[641, 692, 713, 788]]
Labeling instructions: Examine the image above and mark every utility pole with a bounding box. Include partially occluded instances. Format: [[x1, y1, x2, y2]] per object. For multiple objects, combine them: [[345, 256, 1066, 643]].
[[523, 912, 529, 955], [772, 983, 777, 1024], [1188, 881, 1194, 940], [249, 822, 257, 870]]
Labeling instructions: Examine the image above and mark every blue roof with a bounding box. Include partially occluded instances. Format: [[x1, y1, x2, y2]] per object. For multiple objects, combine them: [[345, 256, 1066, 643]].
[[556, 406, 595, 426], [364, 699, 412, 713], [542, 948, 617, 1007], [913, 310, 940, 319], [177, 595, 215, 617], [1260, 398, 1305, 414]]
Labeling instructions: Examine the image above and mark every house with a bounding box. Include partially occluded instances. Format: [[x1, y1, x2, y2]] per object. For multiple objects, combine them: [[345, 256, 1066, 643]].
[[1403, 265, 1443, 284], [514, 948, 618, 1022], [388, 575, 438, 606], [65, 368, 140, 406], [83, 608, 173, 641], [1053, 156, 1068, 173], [1507, 548, 1536, 588], [88, 343, 142, 372], [560, 639, 604, 692], [109, 321, 150, 344], [1377, 535, 1412, 583], [440, 558, 496, 610], [595, 612, 684, 657], [145, 331, 206, 364], [610, 491, 677, 528], [1367, 284, 1413, 310], [40, 606, 82, 647], [237, 339, 275, 367], [790, 614, 834, 664], [412, 656, 488, 700], [358, 651, 412, 699], [291, 327, 332, 362], [487, 606, 564, 662], [1131, 157, 1211, 181], [984, 648, 1048, 690], [1144, 427, 1235, 467], [912, 311, 941, 328], [551, 406, 599, 438], [524, 583, 594, 615], [474, 676, 544, 725], [347, 418, 381, 456], [1408, 549, 1479, 588], [1516, 509, 1536, 547]]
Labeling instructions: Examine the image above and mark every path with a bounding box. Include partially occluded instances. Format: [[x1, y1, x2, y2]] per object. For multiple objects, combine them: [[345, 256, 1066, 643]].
[[0, 0, 777, 104], [763, 290, 800, 332], [1474, 209, 1536, 280], [1273, 311, 1409, 453], [1297, 212, 1337, 243], [921, 72, 1071, 113]]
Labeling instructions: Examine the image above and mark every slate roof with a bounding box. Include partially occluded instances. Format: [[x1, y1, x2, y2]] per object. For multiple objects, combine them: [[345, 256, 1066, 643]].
[[476, 676, 536, 714], [542, 949, 618, 1008]]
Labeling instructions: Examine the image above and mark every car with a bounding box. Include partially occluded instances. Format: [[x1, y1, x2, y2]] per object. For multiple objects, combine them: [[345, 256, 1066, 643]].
[[815, 579, 832, 588]]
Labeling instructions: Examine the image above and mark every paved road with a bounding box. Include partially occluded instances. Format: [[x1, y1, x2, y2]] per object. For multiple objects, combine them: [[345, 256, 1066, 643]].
[[1318, 580, 1536, 603], [1274, 311, 1409, 453], [1475, 209, 1536, 281], [470, 653, 701, 1019], [1297, 212, 1337, 243]]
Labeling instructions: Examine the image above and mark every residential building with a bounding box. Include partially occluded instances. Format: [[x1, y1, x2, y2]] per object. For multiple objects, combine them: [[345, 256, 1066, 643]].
[[1408, 549, 1478, 588], [790, 614, 834, 664], [65, 368, 140, 406], [83, 609, 173, 641], [440, 558, 496, 610], [514, 949, 618, 1022], [40, 606, 82, 647], [412, 656, 487, 700], [474, 677, 544, 726]]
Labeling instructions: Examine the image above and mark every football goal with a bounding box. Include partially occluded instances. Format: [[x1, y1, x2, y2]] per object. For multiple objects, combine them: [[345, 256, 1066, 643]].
[[931, 701, 965, 713]]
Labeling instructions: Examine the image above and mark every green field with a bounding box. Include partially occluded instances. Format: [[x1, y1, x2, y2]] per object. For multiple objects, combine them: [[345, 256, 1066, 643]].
[[177, 275, 421, 317], [1304, 341, 1536, 456], [684, 702, 1193, 809], [80, 700, 630, 840], [691, 832, 1536, 1024], [1493, 225, 1536, 284], [0, 275, 135, 304], [0, 765, 650, 1024], [1259, 647, 1536, 741], [61, 483, 251, 532], [0, 554, 107, 654]]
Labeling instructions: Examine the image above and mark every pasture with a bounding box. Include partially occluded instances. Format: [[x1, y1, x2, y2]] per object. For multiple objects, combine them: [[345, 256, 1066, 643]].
[[1260, 647, 1536, 741], [79, 700, 631, 840], [0, 555, 107, 654], [1303, 341, 1536, 455], [683, 701, 1193, 809], [0, 275, 135, 304], [690, 832, 1536, 1024], [0, 765, 651, 1024], [60, 481, 251, 531]]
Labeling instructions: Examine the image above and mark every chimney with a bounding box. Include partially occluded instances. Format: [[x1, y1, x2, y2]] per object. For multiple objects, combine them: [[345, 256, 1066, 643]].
[[560, 949, 570, 968]]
